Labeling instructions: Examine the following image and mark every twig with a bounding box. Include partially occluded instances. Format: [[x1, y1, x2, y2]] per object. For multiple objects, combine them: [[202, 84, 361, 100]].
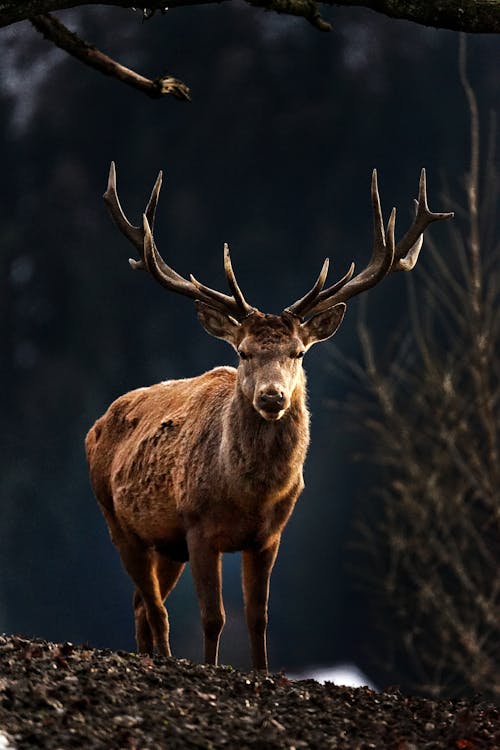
[[30, 13, 191, 101], [458, 33, 499, 482], [458, 33, 480, 305]]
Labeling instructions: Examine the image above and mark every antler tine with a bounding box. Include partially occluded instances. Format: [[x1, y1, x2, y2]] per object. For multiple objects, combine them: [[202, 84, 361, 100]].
[[285, 258, 330, 317], [104, 162, 255, 320], [104, 161, 188, 283], [130, 172, 165, 271], [393, 168, 454, 271], [224, 243, 254, 316], [316, 261, 356, 302], [187, 245, 254, 317], [188, 271, 249, 316], [144, 169, 162, 230], [104, 161, 145, 260], [141, 214, 203, 297]]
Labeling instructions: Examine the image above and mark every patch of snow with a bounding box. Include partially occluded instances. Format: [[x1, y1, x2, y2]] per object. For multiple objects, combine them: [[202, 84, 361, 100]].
[[290, 664, 376, 690], [0, 731, 16, 750]]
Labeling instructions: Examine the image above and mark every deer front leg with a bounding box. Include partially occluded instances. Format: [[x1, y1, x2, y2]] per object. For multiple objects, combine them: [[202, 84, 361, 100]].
[[187, 528, 225, 666], [242, 538, 280, 673]]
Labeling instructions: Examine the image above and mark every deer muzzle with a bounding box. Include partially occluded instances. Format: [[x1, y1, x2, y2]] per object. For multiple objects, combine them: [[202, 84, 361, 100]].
[[255, 387, 287, 421]]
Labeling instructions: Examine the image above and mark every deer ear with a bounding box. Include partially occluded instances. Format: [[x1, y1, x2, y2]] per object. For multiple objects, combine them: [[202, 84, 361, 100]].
[[301, 303, 346, 346], [196, 302, 240, 345]]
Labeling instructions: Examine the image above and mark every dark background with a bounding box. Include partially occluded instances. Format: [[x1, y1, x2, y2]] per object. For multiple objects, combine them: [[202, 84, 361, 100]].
[[0, 5, 497, 682]]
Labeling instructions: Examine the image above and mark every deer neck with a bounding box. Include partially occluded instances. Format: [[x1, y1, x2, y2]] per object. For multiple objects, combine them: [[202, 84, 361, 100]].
[[220, 370, 310, 494]]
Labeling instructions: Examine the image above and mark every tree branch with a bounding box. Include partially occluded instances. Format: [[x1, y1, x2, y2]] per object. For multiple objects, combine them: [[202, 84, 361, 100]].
[[2, 1, 500, 33], [2, 0, 500, 101], [323, 0, 500, 34], [30, 12, 190, 100], [246, 0, 331, 31]]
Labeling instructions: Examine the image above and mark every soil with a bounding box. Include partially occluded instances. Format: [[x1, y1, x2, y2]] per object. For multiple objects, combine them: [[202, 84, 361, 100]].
[[0, 634, 498, 749]]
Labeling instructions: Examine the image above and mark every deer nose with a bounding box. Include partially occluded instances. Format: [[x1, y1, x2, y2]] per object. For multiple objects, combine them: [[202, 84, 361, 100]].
[[257, 388, 285, 412]]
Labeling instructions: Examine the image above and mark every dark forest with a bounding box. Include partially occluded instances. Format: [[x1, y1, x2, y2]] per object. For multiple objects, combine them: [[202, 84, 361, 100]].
[[0, 5, 498, 697]]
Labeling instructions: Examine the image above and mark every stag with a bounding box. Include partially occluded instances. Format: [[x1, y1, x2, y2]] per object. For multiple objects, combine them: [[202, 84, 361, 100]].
[[86, 163, 452, 672]]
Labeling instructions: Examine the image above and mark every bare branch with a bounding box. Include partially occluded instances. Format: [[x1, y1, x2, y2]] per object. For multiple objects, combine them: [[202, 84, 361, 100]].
[[459, 33, 481, 305], [0, 1, 498, 101], [336, 41, 500, 697], [30, 12, 191, 101], [323, 0, 500, 34]]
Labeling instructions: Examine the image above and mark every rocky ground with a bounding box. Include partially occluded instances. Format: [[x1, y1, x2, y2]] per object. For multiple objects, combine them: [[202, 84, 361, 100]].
[[0, 634, 498, 749]]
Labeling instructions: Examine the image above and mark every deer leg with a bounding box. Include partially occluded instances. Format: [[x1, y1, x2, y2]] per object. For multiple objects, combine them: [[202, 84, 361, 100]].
[[133, 588, 154, 654], [187, 529, 225, 666], [95, 504, 158, 655], [242, 538, 280, 673], [134, 553, 185, 655], [157, 553, 186, 601], [156, 553, 185, 655], [118, 539, 172, 657]]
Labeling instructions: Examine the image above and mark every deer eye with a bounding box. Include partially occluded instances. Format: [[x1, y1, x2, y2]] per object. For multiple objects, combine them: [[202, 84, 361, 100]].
[[291, 351, 305, 359], [238, 350, 251, 360]]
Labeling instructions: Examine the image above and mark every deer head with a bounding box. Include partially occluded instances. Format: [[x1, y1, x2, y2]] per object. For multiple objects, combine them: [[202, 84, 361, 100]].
[[103, 162, 453, 421], [195, 305, 345, 420]]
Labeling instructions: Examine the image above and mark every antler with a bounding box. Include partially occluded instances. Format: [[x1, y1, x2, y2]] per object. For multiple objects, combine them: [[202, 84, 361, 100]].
[[103, 161, 255, 320], [286, 169, 454, 320]]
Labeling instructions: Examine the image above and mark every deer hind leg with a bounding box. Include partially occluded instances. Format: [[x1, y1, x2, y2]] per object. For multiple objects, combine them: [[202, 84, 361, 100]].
[[242, 538, 280, 673], [116, 537, 175, 657], [133, 553, 185, 655], [187, 528, 225, 666], [94, 501, 157, 653], [133, 588, 154, 654]]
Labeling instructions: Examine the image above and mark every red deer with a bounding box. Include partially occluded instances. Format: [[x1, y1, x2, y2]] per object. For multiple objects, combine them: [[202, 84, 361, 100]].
[[86, 163, 452, 672]]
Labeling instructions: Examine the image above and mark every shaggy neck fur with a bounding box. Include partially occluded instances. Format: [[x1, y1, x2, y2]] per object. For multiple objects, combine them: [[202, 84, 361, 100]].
[[220, 369, 310, 495]]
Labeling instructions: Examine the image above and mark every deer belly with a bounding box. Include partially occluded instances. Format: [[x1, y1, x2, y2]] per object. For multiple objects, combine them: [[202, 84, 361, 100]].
[[112, 481, 185, 545]]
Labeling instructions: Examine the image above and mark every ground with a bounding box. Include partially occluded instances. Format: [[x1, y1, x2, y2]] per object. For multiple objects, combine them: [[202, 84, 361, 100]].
[[0, 635, 498, 749]]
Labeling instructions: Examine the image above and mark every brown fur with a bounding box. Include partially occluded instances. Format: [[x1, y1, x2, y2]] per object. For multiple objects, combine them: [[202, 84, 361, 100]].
[[86, 306, 345, 671]]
